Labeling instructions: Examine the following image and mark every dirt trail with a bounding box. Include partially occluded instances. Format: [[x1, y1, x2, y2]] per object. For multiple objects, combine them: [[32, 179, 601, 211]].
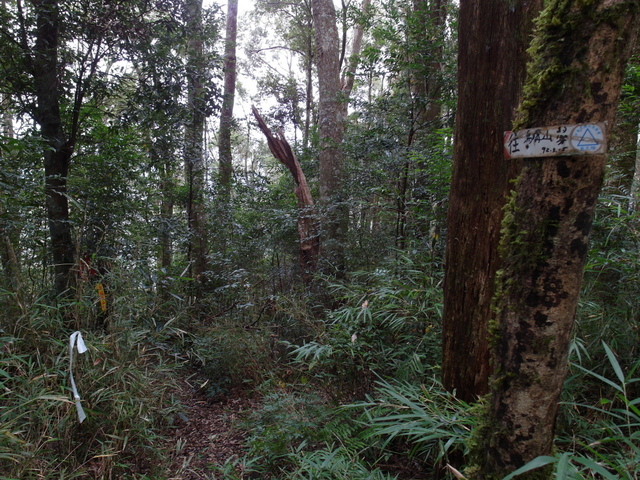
[[168, 378, 258, 480]]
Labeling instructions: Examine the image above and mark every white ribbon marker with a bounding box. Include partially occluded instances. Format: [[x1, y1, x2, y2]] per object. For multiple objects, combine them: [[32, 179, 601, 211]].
[[69, 331, 88, 423]]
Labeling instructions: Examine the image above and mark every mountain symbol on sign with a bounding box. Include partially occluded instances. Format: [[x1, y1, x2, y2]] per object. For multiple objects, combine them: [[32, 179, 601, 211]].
[[577, 127, 599, 147]]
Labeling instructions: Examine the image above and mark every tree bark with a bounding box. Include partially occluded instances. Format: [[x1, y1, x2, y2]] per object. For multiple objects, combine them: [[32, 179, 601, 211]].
[[32, 0, 76, 297], [253, 107, 319, 282], [312, 0, 347, 276], [473, 1, 639, 477], [184, 0, 208, 285], [340, 0, 370, 99], [442, 0, 542, 402], [218, 0, 238, 194]]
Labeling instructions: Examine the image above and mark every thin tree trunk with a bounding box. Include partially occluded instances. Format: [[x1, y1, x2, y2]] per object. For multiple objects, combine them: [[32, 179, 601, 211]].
[[411, 0, 445, 128], [340, 0, 370, 99], [184, 0, 208, 285], [253, 107, 319, 283], [631, 132, 640, 210], [218, 0, 238, 194], [303, 39, 314, 151], [395, 160, 410, 251], [158, 153, 174, 301], [472, 1, 639, 477], [396, 125, 417, 251], [32, 0, 76, 297], [442, 0, 542, 403]]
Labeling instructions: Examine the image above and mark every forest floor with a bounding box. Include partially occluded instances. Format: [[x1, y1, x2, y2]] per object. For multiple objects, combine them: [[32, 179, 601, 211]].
[[167, 376, 258, 480]]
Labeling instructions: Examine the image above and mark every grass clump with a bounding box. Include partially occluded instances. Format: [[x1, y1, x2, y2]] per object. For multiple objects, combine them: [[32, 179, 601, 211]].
[[186, 320, 276, 398], [289, 258, 443, 398], [0, 306, 181, 479]]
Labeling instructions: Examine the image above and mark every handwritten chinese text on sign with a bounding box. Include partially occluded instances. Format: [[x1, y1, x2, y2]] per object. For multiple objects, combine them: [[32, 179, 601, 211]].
[[504, 123, 606, 159]]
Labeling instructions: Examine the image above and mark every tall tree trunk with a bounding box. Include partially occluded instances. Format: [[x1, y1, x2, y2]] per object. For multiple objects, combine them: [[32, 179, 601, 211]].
[[218, 0, 238, 194], [312, 0, 347, 276], [441, 0, 542, 403], [472, 1, 639, 477], [32, 0, 76, 297], [253, 107, 319, 283], [184, 0, 208, 286]]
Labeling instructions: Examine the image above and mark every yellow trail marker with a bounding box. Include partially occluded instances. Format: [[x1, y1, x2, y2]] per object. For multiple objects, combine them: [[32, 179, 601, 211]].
[[95, 283, 107, 312]]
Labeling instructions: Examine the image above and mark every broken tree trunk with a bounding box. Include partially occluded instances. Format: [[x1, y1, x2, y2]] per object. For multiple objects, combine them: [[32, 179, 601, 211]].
[[252, 107, 319, 282]]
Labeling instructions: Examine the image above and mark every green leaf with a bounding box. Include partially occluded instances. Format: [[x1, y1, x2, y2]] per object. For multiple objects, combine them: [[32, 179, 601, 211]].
[[501, 456, 557, 480], [602, 342, 625, 385], [572, 456, 620, 480], [555, 452, 571, 479], [572, 363, 623, 393]]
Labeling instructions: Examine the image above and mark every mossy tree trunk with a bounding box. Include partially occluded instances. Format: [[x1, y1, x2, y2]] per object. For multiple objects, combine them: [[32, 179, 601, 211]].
[[442, 0, 542, 403], [472, 1, 639, 478]]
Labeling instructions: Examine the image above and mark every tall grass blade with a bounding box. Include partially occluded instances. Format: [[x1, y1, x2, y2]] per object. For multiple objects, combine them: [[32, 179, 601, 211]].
[[602, 342, 625, 385], [572, 456, 621, 480], [501, 456, 557, 480]]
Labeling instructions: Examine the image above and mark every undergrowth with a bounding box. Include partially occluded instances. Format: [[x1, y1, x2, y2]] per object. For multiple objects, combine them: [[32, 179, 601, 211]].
[[0, 298, 182, 479], [3, 191, 639, 480], [289, 256, 443, 397]]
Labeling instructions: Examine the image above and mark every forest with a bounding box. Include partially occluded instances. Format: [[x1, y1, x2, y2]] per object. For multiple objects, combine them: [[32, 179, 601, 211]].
[[1, 0, 639, 478]]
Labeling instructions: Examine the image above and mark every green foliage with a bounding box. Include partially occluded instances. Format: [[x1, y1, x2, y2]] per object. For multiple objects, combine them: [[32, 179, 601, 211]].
[[287, 447, 397, 480], [2, 0, 639, 479], [240, 389, 335, 476], [236, 377, 473, 480], [290, 258, 443, 394], [0, 310, 180, 479], [576, 193, 640, 381], [186, 320, 276, 397], [355, 378, 473, 470]]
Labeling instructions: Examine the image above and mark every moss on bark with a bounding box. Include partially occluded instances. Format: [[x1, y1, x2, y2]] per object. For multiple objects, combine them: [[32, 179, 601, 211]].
[[467, 0, 639, 478]]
